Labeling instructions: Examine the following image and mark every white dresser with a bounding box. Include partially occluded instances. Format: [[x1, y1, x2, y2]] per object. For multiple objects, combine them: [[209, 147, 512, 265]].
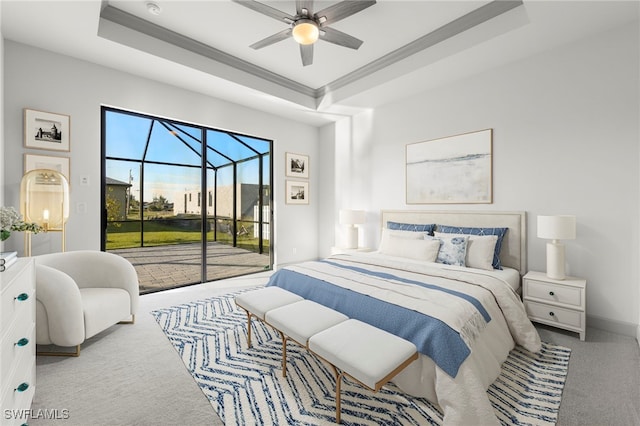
[[1, 258, 36, 425], [523, 270, 586, 341]]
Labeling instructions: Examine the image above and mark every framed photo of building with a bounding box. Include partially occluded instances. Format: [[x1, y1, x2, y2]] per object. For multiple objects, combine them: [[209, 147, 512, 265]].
[[25, 153, 70, 183], [285, 152, 309, 178], [406, 129, 493, 204], [24, 108, 70, 152], [285, 180, 309, 204]]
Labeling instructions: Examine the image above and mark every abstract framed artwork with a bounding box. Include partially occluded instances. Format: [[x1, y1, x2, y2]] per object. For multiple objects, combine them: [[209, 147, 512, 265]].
[[285, 152, 309, 178], [285, 180, 309, 205], [24, 153, 70, 184], [406, 129, 493, 204], [24, 108, 70, 151]]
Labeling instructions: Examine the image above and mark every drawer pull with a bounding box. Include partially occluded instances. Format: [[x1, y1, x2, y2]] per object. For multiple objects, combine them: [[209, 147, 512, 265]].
[[15, 338, 30, 347], [549, 291, 555, 296], [15, 382, 29, 393], [549, 311, 555, 317], [15, 293, 29, 301]]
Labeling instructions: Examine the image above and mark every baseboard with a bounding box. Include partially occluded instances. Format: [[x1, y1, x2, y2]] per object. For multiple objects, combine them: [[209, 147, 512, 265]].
[[587, 314, 638, 338]]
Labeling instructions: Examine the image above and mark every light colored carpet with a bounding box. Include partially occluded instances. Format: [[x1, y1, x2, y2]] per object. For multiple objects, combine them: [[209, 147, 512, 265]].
[[152, 288, 570, 425], [28, 271, 640, 426]]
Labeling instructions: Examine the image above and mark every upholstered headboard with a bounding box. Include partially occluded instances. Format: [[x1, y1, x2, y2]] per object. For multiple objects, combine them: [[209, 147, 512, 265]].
[[380, 210, 527, 275]]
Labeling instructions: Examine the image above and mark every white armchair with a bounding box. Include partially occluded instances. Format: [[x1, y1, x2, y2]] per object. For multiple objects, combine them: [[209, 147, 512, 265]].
[[34, 250, 139, 356]]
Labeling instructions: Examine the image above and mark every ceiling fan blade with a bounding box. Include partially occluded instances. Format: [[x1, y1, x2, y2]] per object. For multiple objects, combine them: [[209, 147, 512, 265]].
[[300, 44, 313, 66], [295, 0, 314, 16], [250, 28, 292, 50], [232, 0, 295, 23], [314, 0, 376, 26], [320, 26, 363, 50]]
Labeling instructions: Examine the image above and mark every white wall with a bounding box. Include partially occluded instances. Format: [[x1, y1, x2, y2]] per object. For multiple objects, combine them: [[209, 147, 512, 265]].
[[320, 22, 639, 334], [0, 2, 5, 212], [2, 41, 319, 267]]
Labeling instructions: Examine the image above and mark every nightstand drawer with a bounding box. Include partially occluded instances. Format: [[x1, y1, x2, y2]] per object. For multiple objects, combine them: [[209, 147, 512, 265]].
[[524, 300, 583, 329], [524, 279, 582, 308]]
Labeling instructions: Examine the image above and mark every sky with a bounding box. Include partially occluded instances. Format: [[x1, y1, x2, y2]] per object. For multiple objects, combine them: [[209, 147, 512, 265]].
[[104, 110, 270, 203]]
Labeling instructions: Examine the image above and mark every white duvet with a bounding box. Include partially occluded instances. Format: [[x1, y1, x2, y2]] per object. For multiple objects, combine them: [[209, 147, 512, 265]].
[[330, 252, 542, 425]]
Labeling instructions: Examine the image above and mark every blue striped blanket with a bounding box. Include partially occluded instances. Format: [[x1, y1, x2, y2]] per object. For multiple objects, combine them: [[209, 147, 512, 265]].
[[266, 255, 494, 378]]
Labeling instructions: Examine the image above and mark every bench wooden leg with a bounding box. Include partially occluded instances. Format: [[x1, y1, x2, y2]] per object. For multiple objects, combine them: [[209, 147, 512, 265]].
[[278, 331, 288, 377], [335, 371, 344, 424], [245, 311, 253, 347]]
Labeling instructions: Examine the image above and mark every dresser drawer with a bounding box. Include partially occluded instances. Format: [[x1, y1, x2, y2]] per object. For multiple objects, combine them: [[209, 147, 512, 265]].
[[524, 279, 583, 308], [1, 267, 35, 331], [0, 360, 35, 426], [1, 321, 35, 384], [525, 300, 583, 329]]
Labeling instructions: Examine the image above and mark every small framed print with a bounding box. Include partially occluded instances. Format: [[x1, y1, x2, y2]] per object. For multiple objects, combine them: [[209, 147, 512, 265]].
[[24, 108, 70, 152], [286, 180, 309, 205], [25, 153, 70, 184], [285, 152, 309, 178]]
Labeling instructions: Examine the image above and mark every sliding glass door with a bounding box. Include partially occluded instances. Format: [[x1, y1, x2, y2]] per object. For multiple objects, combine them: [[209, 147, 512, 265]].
[[102, 107, 272, 293]]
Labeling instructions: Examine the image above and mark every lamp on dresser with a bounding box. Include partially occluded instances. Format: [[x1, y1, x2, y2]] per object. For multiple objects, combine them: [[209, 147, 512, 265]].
[[339, 209, 365, 249], [537, 215, 576, 280]]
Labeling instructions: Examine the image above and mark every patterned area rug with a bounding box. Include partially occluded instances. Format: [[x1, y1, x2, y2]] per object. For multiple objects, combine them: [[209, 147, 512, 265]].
[[151, 289, 571, 425]]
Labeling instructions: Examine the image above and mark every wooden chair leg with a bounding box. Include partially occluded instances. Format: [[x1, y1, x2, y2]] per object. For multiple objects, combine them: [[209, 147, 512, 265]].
[[37, 344, 80, 357], [118, 314, 135, 324]]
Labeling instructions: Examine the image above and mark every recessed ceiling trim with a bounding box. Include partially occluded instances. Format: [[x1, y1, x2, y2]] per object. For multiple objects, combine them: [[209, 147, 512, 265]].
[[98, 1, 522, 112], [317, 0, 524, 100], [99, 4, 317, 99]]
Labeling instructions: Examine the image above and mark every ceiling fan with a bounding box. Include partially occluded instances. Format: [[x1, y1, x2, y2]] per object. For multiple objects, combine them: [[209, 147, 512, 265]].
[[233, 0, 376, 66]]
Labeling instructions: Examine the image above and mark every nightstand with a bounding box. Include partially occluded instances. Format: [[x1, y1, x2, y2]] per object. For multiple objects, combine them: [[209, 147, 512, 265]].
[[522, 271, 586, 341]]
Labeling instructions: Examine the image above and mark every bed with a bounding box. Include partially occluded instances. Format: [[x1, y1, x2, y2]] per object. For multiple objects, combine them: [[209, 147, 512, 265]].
[[266, 210, 541, 425]]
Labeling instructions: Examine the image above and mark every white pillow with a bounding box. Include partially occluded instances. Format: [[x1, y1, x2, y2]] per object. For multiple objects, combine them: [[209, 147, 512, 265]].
[[434, 232, 498, 271], [379, 228, 428, 251], [380, 234, 440, 262]]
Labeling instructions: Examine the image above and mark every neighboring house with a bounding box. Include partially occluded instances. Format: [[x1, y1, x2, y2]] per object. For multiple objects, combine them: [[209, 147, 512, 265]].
[[105, 177, 131, 220], [174, 183, 269, 220]]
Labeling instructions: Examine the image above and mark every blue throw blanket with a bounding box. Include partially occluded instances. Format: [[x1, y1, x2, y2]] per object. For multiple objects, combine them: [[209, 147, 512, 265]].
[[266, 258, 492, 378]]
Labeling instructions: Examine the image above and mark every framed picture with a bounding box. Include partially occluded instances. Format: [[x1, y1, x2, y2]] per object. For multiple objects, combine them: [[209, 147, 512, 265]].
[[406, 129, 493, 204], [285, 152, 309, 178], [25, 153, 70, 184], [24, 108, 70, 151], [285, 180, 309, 205]]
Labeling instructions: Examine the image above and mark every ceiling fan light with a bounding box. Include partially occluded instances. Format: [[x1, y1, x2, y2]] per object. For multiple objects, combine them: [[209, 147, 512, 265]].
[[292, 19, 319, 45]]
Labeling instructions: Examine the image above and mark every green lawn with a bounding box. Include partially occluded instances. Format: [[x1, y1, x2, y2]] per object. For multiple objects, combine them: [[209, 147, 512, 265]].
[[106, 218, 269, 253]]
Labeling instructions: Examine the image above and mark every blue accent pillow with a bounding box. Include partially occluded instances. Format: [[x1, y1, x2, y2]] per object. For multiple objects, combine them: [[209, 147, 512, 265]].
[[427, 235, 468, 266], [387, 221, 435, 235], [436, 225, 508, 269]]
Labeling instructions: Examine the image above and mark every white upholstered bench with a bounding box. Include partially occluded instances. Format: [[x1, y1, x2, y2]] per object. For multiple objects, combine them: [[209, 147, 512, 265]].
[[236, 288, 419, 424], [234, 287, 303, 347], [265, 300, 348, 377], [309, 319, 419, 424]]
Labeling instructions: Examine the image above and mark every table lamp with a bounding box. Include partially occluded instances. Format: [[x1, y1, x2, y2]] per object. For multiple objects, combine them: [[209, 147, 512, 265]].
[[339, 209, 365, 249], [537, 215, 576, 280]]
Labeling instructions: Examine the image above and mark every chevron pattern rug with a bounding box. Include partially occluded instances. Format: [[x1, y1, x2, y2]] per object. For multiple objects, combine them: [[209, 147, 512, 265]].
[[152, 289, 570, 425]]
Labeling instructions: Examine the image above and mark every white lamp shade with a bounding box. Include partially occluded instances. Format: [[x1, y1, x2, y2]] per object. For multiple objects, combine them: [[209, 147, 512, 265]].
[[537, 215, 576, 240], [339, 209, 366, 225]]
